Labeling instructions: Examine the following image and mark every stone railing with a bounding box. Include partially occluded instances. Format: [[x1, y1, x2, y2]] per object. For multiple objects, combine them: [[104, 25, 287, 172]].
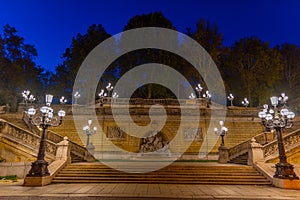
[[228, 132, 266, 161], [0, 119, 56, 159], [96, 97, 208, 107], [22, 112, 95, 162], [262, 129, 300, 158]]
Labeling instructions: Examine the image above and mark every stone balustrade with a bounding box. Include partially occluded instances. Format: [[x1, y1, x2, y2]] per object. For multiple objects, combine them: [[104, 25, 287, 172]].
[[0, 119, 57, 160], [22, 112, 95, 162], [262, 129, 300, 159]]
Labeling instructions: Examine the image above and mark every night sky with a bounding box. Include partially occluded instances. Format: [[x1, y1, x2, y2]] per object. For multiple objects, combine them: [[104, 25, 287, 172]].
[[0, 0, 299, 72]]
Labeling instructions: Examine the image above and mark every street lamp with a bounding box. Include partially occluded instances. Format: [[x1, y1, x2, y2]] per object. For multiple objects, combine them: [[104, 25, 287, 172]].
[[195, 84, 203, 98], [22, 90, 36, 108], [189, 93, 196, 99], [22, 90, 30, 103], [112, 92, 119, 99], [98, 89, 107, 106], [73, 91, 81, 105], [227, 93, 234, 106], [203, 90, 211, 108], [214, 121, 228, 146], [242, 98, 249, 107], [26, 94, 66, 177], [279, 93, 288, 106], [83, 119, 97, 147], [106, 83, 114, 97], [258, 95, 298, 179]]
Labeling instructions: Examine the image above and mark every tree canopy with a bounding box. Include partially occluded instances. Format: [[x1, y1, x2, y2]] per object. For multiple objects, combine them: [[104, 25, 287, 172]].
[[1, 12, 300, 110], [0, 24, 43, 111]]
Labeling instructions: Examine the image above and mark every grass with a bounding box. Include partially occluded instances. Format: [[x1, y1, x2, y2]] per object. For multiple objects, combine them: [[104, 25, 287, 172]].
[[0, 175, 18, 182]]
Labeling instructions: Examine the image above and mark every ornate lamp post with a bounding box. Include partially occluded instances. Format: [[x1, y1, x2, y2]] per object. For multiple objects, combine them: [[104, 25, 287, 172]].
[[112, 92, 119, 103], [22, 90, 36, 108], [22, 90, 30, 104], [242, 98, 249, 107], [26, 94, 66, 177], [106, 83, 114, 97], [188, 92, 196, 99], [83, 119, 97, 147], [214, 121, 228, 146], [73, 91, 81, 105], [227, 93, 234, 106], [258, 95, 298, 179], [112, 92, 119, 99], [98, 89, 107, 106], [195, 83, 203, 98], [203, 90, 211, 108], [279, 93, 288, 106]]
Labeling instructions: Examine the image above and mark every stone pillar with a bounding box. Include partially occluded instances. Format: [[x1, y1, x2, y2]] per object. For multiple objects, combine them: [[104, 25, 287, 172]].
[[55, 136, 71, 164], [218, 146, 229, 163], [247, 138, 264, 166]]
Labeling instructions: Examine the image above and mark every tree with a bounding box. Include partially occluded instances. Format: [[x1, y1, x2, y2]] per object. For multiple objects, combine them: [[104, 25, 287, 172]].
[[0, 24, 42, 111], [223, 37, 283, 106], [182, 19, 224, 94], [277, 43, 300, 98], [52, 24, 112, 100], [119, 12, 178, 99], [193, 18, 223, 67]]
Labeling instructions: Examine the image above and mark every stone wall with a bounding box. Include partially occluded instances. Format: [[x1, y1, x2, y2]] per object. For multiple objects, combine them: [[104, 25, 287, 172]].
[[51, 104, 264, 160], [0, 162, 31, 178]]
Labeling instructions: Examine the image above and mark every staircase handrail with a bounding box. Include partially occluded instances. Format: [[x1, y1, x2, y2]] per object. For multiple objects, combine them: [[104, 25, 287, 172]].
[[0, 119, 56, 159], [228, 132, 267, 161], [22, 112, 95, 162], [262, 129, 300, 159]]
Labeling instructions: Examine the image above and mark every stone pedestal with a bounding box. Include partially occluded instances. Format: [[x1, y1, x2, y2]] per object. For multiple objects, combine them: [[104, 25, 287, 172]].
[[87, 143, 95, 155], [218, 146, 229, 163], [247, 138, 263, 166], [23, 137, 70, 186], [56, 136, 71, 164]]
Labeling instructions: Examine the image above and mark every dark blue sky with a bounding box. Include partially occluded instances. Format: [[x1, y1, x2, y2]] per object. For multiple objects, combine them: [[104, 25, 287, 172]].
[[0, 0, 299, 72]]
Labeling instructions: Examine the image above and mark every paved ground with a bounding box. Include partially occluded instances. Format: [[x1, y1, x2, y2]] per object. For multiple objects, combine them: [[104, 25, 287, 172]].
[[1, 180, 300, 200]]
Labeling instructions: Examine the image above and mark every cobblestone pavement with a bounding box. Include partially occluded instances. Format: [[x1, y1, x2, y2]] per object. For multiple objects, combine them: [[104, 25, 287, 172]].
[[1, 180, 300, 200]]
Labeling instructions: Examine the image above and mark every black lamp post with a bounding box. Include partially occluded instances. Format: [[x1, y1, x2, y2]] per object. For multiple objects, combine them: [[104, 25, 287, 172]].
[[258, 95, 298, 179], [195, 83, 203, 98], [106, 82, 114, 97], [26, 95, 66, 177], [22, 90, 36, 109], [83, 119, 97, 147], [98, 89, 107, 106], [227, 93, 234, 106], [214, 120, 228, 146], [203, 90, 212, 108], [73, 91, 81, 105], [242, 98, 249, 107]]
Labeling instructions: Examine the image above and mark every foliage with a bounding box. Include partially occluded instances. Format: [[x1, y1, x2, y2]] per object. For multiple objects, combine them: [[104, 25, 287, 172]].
[[276, 43, 300, 99], [51, 24, 112, 101], [223, 37, 284, 106], [183, 18, 224, 94], [2, 13, 300, 108], [192, 18, 224, 67], [0, 24, 42, 111], [0, 175, 17, 181], [118, 12, 178, 99]]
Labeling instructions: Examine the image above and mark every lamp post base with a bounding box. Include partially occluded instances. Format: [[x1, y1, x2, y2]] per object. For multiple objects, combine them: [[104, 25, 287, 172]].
[[27, 160, 50, 177], [274, 162, 299, 180]]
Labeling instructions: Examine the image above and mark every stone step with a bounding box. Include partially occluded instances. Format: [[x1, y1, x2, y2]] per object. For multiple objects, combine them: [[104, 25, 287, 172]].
[[52, 162, 271, 185], [52, 179, 270, 185]]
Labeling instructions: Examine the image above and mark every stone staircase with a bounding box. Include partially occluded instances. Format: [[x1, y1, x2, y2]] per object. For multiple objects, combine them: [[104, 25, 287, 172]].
[[52, 162, 271, 185], [228, 152, 248, 165], [227, 122, 300, 165]]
